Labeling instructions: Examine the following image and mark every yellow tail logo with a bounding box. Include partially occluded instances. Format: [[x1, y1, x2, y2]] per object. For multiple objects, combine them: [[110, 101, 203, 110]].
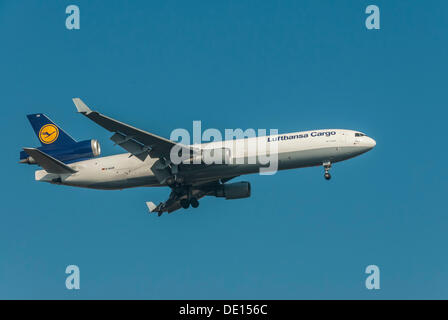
[[39, 124, 59, 144]]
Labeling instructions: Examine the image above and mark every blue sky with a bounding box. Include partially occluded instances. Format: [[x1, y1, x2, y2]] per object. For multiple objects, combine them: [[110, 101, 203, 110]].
[[1, 0, 447, 299]]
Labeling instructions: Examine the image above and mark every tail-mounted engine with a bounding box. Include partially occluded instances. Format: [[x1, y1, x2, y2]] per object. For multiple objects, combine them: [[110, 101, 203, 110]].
[[20, 139, 101, 164]]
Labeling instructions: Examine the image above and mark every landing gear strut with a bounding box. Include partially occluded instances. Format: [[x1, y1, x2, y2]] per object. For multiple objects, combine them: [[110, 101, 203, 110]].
[[323, 161, 332, 180]]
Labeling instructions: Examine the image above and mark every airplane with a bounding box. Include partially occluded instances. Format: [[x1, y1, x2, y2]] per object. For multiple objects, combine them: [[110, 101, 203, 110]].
[[20, 98, 376, 216]]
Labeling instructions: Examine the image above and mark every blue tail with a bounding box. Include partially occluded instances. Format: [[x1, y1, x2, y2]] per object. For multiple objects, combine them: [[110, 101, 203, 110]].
[[26, 114, 77, 147]]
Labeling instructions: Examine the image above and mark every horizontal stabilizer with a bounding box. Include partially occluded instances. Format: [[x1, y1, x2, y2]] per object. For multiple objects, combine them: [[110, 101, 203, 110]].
[[23, 148, 77, 174], [146, 201, 157, 213]]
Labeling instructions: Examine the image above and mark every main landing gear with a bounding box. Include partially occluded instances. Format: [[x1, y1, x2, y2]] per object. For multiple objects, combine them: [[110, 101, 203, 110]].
[[323, 161, 332, 180], [180, 197, 200, 209], [190, 197, 199, 208]]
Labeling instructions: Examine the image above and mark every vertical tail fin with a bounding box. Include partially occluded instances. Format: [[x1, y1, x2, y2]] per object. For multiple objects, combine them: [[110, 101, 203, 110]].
[[26, 114, 77, 147]]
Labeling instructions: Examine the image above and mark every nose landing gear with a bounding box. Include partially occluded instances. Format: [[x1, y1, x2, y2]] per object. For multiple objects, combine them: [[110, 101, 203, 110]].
[[323, 161, 332, 180]]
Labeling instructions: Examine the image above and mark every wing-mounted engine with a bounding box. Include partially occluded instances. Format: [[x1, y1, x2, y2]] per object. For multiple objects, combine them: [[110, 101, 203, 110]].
[[214, 181, 251, 199]]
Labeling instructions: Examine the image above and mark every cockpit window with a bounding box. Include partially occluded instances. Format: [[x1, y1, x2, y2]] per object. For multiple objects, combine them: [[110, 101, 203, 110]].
[[355, 133, 366, 137]]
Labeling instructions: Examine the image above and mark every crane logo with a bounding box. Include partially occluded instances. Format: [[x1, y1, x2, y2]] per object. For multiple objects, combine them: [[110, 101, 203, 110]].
[[39, 124, 59, 144]]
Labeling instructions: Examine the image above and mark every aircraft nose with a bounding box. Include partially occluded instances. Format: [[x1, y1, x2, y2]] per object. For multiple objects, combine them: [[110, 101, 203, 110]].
[[366, 137, 376, 149]]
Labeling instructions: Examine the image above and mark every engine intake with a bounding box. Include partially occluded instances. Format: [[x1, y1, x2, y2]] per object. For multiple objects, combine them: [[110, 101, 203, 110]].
[[90, 139, 101, 157]]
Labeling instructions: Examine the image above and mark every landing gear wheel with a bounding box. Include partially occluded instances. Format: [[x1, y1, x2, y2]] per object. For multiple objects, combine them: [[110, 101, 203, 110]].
[[323, 161, 332, 181], [180, 199, 190, 209], [190, 197, 199, 208]]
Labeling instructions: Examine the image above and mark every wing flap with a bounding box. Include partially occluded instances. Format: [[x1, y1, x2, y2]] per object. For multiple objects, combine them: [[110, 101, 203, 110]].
[[110, 132, 149, 161], [23, 148, 77, 174]]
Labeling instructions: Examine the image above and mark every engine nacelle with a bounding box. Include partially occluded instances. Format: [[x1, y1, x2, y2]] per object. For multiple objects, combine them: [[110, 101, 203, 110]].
[[215, 182, 251, 200], [19, 139, 101, 164], [90, 139, 101, 157]]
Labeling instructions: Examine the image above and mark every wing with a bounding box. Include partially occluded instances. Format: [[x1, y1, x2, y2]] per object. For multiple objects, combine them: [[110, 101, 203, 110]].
[[72, 98, 193, 161], [23, 148, 77, 174]]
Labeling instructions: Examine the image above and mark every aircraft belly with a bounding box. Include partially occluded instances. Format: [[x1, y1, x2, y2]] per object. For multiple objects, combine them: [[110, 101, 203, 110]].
[[278, 145, 370, 168], [181, 146, 349, 182], [85, 177, 160, 189], [65, 174, 160, 190], [60, 164, 160, 190], [182, 145, 369, 182], [52, 145, 368, 189]]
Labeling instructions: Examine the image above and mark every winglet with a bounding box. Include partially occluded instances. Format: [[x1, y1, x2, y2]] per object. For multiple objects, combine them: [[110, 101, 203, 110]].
[[146, 201, 157, 213], [72, 98, 92, 114]]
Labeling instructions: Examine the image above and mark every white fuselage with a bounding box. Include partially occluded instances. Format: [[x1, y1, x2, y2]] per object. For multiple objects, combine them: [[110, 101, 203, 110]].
[[34, 129, 376, 189]]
